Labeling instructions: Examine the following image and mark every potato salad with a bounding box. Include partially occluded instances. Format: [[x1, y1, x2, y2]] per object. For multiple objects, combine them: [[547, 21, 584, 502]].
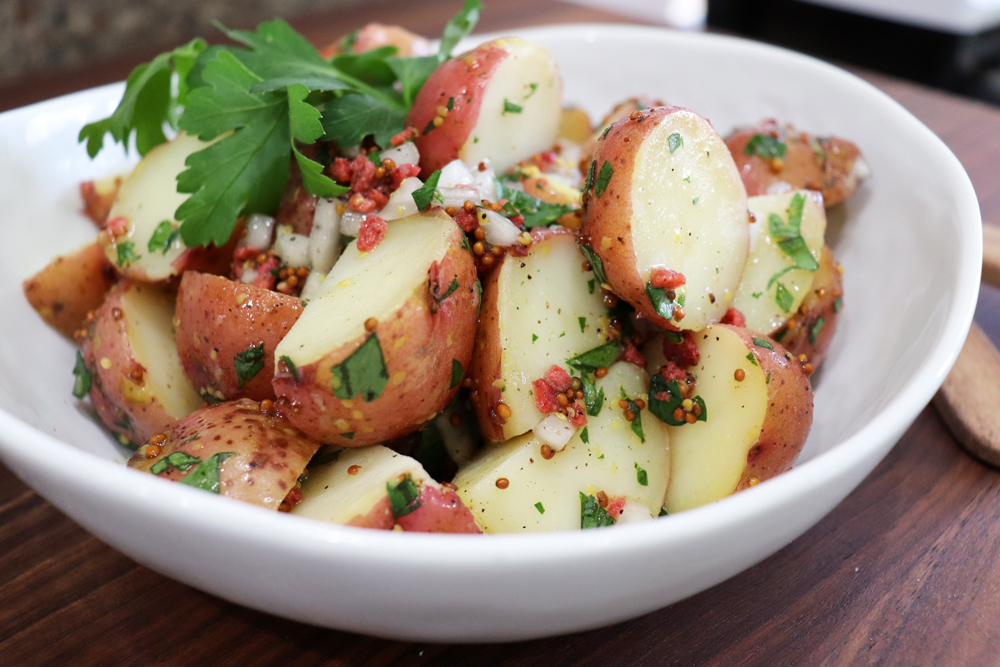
[[23, 1, 868, 533]]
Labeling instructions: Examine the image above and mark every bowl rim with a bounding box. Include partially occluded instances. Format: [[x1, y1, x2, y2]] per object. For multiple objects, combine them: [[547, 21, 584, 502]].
[[0, 22, 982, 566]]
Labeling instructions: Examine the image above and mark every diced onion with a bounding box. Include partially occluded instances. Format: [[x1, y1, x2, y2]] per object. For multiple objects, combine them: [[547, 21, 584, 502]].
[[535, 415, 575, 451], [273, 228, 310, 267], [299, 271, 326, 301], [240, 213, 275, 249], [309, 198, 342, 274], [340, 210, 366, 236], [615, 503, 654, 525], [240, 267, 258, 285], [380, 141, 419, 168], [439, 158, 474, 188], [469, 164, 497, 201], [379, 177, 423, 221], [439, 185, 482, 209], [434, 409, 475, 466], [478, 207, 521, 247]]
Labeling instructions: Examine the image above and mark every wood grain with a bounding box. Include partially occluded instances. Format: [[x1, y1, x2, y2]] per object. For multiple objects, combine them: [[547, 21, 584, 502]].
[[4, 1, 1000, 665]]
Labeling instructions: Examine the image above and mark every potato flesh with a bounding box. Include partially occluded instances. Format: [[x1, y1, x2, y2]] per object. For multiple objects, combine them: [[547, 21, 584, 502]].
[[120, 284, 202, 420], [495, 233, 611, 439], [631, 111, 749, 330], [103, 133, 208, 281], [733, 191, 826, 334], [460, 37, 562, 174], [455, 362, 669, 532], [275, 211, 454, 367], [293, 445, 431, 524], [656, 327, 768, 512]]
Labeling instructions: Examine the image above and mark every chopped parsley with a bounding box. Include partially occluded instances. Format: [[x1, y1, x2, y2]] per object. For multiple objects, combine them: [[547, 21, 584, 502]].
[[626, 399, 645, 442], [532, 334, 538, 343], [535, 501, 545, 514], [179, 451, 235, 493], [746, 352, 758, 367], [150, 451, 202, 475], [744, 133, 787, 160], [774, 282, 793, 313], [580, 244, 608, 285], [431, 276, 460, 311], [495, 179, 575, 229], [646, 281, 680, 321], [329, 334, 389, 402], [580, 492, 616, 529], [834, 297, 843, 313], [412, 422, 450, 481], [234, 343, 266, 387], [566, 341, 620, 372], [279, 354, 299, 382], [587, 279, 595, 294], [668, 132, 683, 154], [752, 337, 774, 351], [580, 426, 589, 444], [810, 317, 825, 346], [450, 359, 464, 389], [583, 159, 596, 192], [148, 220, 181, 254], [769, 192, 819, 273], [594, 162, 614, 198], [578, 316, 587, 333], [116, 241, 139, 267], [387, 475, 422, 518], [72, 350, 91, 399], [412, 169, 442, 210], [647, 375, 707, 426], [502, 98, 523, 114], [308, 447, 341, 467], [581, 375, 605, 416], [635, 462, 648, 486]]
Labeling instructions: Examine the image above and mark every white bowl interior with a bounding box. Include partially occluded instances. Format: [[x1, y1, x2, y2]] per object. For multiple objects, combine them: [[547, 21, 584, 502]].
[[0, 25, 980, 641]]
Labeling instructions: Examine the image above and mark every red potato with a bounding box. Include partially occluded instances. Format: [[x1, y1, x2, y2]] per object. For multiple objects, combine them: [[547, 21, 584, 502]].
[[772, 246, 843, 368], [320, 23, 432, 59], [583, 106, 750, 331], [407, 37, 563, 176], [82, 281, 202, 446], [79, 175, 122, 226], [581, 96, 663, 163], [274, 210, 477, 447], [644, 324, 813, 513], [100, 132, 238, 283], [175, 272, 304, 403], [726, 121, 870, 207], [292, 445, 479, 533], [128, 399, 320, 510], [23, 241, 116, 338]]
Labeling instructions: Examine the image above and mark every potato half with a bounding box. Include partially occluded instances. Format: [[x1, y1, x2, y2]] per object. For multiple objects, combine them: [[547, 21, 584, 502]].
[[645, 324, 813, 513], [273, 210, 477, 446], [772, 246, 843, 368], [583, 106, 750, 331], [407, 37, 562, 176], [83, 281, 202, 446], [455, 362, 669, 532], [23, 241, 116, 338], [470, 230, 612, 441]]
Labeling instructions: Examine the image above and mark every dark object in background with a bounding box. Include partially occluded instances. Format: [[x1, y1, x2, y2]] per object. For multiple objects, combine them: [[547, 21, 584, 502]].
[[708, 0, 1000, 104]]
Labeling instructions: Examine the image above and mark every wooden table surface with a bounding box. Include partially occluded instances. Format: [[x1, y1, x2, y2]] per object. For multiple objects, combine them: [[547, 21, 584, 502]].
[[3, 1, 1000, 665]]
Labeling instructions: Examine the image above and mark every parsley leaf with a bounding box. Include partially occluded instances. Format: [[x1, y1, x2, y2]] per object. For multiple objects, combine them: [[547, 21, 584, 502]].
[[744, 133, 787, 160], [79, 38, 207, 158], [752, 337, 774, 350], [72, 350, 91, 399], [627, 399, 645, 442], [580, 244, 608, 285], [319, 92, 407, 150], [834, 297, 843, 313], [450, 359, 464, 389], [179, 451, 235, 493], [287, 84, 350, 198], [810, 317, 825, 345], [583, 159, 596, 192], [280, 354, 300, 382], [148, 220, 182, 255], [412, 422, 450, 481], [438, 0, 483, 60], [150, 451, 202, 475], [494, 180, 575, 229], [581, 375, 605, 416], [330, 334, 389, 402], [578, 316, 587, 333], [580, 492, 616, 529], [774, 282, 793, 313], [116, 241, 139, 267], [412, 170, 442, 210], [646, 281, 679, 321], [234, 343, 265, 387], [648, 375, 707, 426], [566, 342, 620, 372], [503, 99, 523, 114], [746, 352, 759, 367], [594, 162, 614, 198], [535, 501, 545, 514], [768, 192, 819, 272], [580, 426, 589, 444], [387, 475, 422, 518], [635, 462, 648, 486], [668, 132, 683, 154]]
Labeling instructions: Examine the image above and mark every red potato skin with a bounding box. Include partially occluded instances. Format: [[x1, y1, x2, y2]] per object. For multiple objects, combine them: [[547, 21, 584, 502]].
[[582, 106, 688, 329], [23, 241, 117, 338], [581, 96, 664, 163], [406, 41, 508, 177], [771, 246, 843, 369], [80, 178, 122, 227], [127, 399, 320, 510], [175, 272, 304, 402], [273, 225, 478, 447], [396, 484, 480, 533], [82, 282, 179, 446], [726, 122, 866, 207], [320, 23, 429, 59], [723, 325, 814, 491]]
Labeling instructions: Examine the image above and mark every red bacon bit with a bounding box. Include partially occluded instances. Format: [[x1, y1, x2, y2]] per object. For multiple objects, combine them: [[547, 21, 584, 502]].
[[357, 215, 388, 252], [391, 163, 421, 189], [663, 331, 700, 367], [658, 361, 688, 383], [331, 157, 352, 183], [569, 400, 588, 426], [453, 208, 477, 232], [233, 246, 259, 261], [532, 378, 559, 414], [650, 267, 686, 290], [390, 127, 418, 146], [606, 497, 627, 519], [544, 365, 572, 392], [720, 307, 746, 327], [252, 256, 280, 290], [622, 342, 645, 367], [508, 214, 525, 228], [107, 216, 128, 238]]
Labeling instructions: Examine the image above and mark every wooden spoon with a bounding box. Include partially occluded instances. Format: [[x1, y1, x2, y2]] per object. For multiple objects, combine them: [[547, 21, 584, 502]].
[[933, 224, 1000, 466]]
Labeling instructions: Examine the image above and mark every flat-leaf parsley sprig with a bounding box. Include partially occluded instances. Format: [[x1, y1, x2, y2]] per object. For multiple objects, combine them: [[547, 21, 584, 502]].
[[78, 1, 483, 249]]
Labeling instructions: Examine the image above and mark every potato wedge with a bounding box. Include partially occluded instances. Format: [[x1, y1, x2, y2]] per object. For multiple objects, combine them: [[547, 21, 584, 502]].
[[455, 362, 669, 532], [772, 246, 843, 368], [469, 230, 613, 441], [583, 106, 750, 331], [128, 399, 320, 509], [293, 445, 479, 532], [408, 37, 562, 175], [726, 122, 870, 207], [175, 272, 303, 403], [82, 282, 202, 446], [645, 324, 812, 513], [274, 210, 477, 446], [23, 241, 116, 338]]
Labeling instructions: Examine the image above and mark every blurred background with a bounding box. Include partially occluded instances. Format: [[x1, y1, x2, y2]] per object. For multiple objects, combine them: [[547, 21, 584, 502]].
[[5, 0, 1000, 109]]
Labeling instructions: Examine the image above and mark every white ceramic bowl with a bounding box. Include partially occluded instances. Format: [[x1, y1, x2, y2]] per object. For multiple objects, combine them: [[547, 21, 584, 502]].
[[0, 24, 981, 642]]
